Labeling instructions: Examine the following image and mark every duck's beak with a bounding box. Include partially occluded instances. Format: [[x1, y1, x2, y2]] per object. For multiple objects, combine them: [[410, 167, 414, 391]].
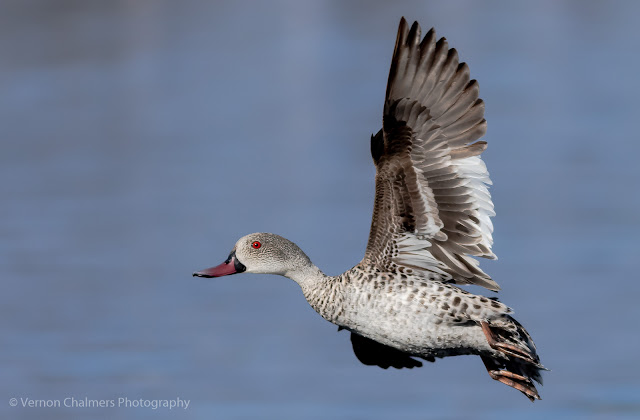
[[192, 262, 237, 277], [193, 251, 246, 278]]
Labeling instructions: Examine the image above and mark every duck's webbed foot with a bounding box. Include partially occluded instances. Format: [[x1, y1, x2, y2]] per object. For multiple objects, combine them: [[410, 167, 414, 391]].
[[479, 321, 541, 401], [482, 360, 540, 402], [480, 321, 537, 364]]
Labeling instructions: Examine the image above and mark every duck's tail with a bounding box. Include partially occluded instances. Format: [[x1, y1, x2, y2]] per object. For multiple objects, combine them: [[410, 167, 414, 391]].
[[480, 317, 547, 402]]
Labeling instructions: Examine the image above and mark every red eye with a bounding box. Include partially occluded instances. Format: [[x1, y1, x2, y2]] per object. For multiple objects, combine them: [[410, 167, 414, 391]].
[[251, 241, 261, 249]]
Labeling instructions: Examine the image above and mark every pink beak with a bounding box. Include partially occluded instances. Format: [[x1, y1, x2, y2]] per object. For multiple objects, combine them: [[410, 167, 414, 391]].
[[193, 251, 246, 278], [193, 262, 237, 277]]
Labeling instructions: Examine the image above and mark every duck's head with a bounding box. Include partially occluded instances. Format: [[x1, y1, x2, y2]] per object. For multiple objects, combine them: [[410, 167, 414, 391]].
[[193, 232, 313, 278]]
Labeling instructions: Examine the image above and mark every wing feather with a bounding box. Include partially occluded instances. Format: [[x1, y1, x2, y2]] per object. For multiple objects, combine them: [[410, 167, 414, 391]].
[[362, 18, 499, 291]]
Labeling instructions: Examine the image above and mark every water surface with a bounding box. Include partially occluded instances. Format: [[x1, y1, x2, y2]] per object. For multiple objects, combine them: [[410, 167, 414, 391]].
[[2, 1, 639, 419]]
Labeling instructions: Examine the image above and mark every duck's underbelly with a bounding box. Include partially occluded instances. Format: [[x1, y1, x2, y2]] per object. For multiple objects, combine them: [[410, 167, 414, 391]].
[[328, 279, 494, 357], [348, 306, 490, 357]]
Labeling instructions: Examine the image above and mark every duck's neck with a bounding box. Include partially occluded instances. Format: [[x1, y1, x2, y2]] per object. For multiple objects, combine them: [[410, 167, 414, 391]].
[[284, 264, 343, 323], [284, 263, 330, 294]]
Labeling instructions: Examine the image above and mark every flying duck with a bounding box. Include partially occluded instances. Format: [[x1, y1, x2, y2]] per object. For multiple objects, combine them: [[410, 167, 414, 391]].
[[194, 17, 546, 401]]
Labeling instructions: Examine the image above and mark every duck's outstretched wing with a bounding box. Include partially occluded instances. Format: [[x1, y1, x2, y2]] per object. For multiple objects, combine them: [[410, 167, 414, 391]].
[[363, 18, 499, 291]]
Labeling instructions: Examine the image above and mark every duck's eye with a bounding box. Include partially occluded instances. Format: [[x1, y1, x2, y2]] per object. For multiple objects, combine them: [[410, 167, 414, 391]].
[[251, 241, 262, 249]]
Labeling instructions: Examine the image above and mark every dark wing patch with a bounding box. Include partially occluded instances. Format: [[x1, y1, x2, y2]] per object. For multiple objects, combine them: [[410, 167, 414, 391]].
[[349, 332, 426, 369]]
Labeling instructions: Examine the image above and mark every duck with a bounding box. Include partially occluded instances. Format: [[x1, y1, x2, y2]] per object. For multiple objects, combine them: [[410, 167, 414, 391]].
[[194, 17, 546, 401]]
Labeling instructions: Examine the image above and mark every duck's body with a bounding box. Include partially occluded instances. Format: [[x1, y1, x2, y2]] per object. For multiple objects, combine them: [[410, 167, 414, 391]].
[[302, 265, 488, 355], [194, 18, 546, 401]]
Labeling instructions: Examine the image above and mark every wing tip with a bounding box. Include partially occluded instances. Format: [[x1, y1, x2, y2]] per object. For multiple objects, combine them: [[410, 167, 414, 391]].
[[396, 17, 410, 45]]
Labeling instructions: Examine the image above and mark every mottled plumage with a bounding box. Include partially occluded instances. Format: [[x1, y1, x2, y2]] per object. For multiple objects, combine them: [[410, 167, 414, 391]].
[[195, 18, 546, 401]]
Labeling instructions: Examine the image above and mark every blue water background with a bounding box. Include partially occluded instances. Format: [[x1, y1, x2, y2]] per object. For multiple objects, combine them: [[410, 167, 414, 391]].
[[2, 1, 639, 419]]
